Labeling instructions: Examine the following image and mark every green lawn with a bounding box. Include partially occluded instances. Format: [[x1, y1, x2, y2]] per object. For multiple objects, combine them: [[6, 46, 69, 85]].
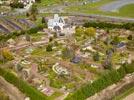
[[65, 0, 115, 13], [47, 91, 63, 100], [36, 0, 79, 7], [65, 0, 134, 18], [117, 4, 134, 18]]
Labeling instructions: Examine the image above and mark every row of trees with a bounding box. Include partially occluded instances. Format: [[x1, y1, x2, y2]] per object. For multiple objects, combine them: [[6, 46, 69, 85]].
[[65, 62, 134, 100], [83, 22, 134, 31], [0, 67, 48, 100]]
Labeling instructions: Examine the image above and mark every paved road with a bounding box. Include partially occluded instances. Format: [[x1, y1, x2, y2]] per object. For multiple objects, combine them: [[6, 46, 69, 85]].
[[100, 0, 134, 12]]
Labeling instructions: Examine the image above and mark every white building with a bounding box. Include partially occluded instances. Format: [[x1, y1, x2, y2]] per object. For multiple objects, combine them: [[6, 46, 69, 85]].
[[47, 14, 65, 31]]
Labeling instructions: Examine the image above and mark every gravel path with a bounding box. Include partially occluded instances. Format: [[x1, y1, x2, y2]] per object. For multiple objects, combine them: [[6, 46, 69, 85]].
[[100, 0, 134, 12]]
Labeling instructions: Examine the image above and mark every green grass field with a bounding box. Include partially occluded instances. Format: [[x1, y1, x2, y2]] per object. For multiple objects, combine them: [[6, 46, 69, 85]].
[[36, 0, 79, 7], [65, 0, 116, 14], [65, 0, 134, 18], [117, 4, 134, 18]]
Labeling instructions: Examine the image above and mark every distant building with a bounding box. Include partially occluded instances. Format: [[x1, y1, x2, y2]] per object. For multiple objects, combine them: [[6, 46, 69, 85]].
[[47, 14, 65, 31]]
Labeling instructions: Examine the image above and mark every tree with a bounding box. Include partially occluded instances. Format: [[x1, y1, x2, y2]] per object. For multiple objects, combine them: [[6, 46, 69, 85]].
[[84, 27, 96, 38], [49, 37, 53, 42], [102, 59, 112, 70], [127, 35, 133, 40], [117, 66, 126, 78], [27, 4, 38, 21], [2, 48, 14, 61], [16, 63, 23, 72], [53, 32, 57, 38], [25, 34, 31, 42], [62, 47, 75, 59], [75, 27, 84, 37], [93, 52, 100, 61], [111, 36, 120, 45], [46, 44, 52, 52], [41, 17, 46, 23]]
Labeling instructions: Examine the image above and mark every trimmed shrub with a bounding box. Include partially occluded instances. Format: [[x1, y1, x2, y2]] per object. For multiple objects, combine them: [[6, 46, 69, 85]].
[[83, 22, 134, 31]]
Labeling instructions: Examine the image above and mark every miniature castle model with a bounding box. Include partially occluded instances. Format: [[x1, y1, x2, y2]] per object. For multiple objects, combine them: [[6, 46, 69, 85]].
[[47, 14, 65, 31]]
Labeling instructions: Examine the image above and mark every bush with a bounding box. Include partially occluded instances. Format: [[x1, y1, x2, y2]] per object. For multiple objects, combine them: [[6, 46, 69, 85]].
[[93, 52, 100, 61], [46, 44, 52, 52], [1, 48, 14, 61], [50, 79, 63, 89], [123, 61, 134, 73], [62, 47, 75, 59], [117, 66, 126, 78]]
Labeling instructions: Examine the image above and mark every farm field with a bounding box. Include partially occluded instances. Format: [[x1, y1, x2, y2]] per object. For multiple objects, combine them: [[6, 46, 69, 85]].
[[0, 18, 35, 34]]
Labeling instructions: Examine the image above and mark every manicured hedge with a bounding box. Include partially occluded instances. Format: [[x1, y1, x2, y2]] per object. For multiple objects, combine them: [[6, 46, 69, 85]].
[[65, 62, 134, 100], [83, 22, 134, 31], [0, 68, 47, 100]]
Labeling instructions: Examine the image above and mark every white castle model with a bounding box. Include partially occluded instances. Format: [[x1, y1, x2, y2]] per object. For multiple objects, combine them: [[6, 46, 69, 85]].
[[47, 14, 65, 31]]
